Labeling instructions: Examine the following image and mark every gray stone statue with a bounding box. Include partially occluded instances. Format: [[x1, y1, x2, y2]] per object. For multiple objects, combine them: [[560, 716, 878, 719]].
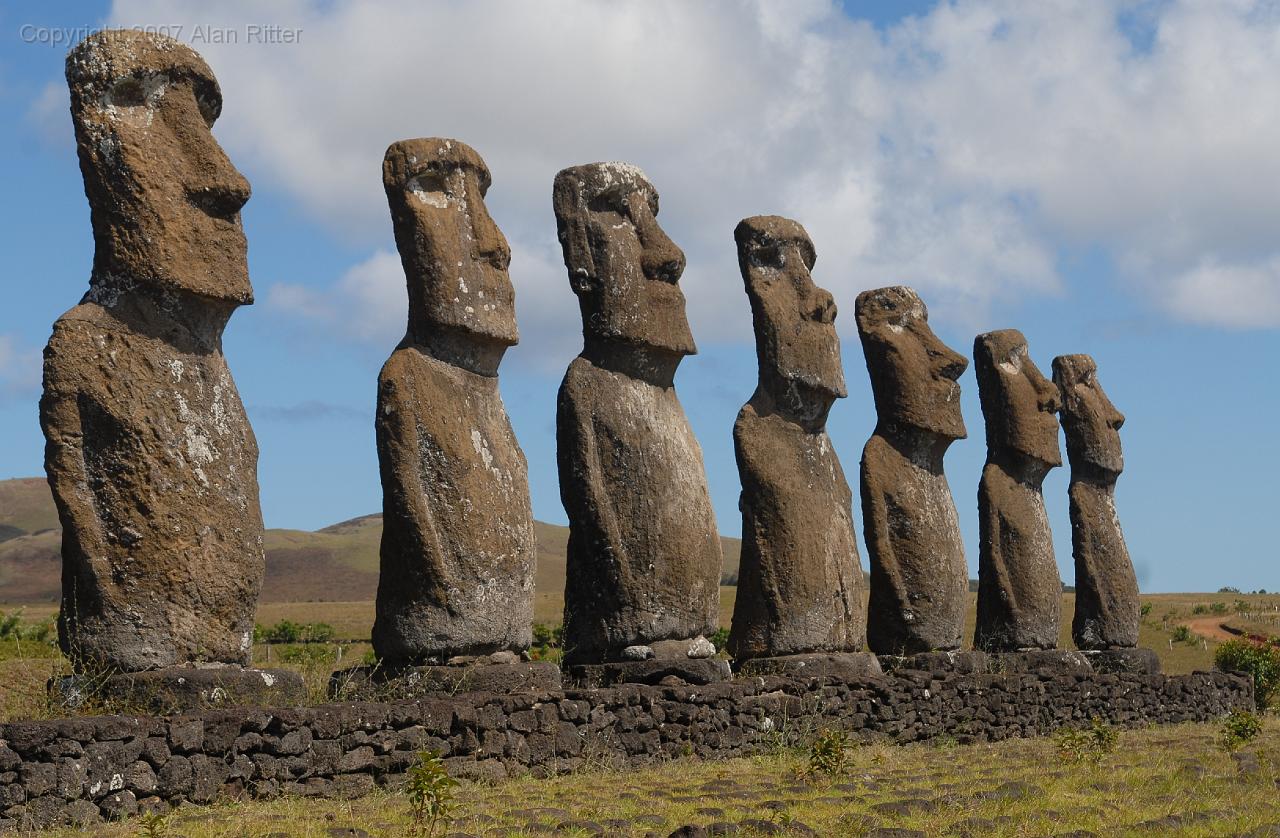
[[1053, 354, 1142, 651], [41, 30, 300, 706], [856, 287, 970, 657], [371, 139, 537, 668], [728, 216, 868, 671], [553, 162, 724, 681], [973, 329, 1064, 653]]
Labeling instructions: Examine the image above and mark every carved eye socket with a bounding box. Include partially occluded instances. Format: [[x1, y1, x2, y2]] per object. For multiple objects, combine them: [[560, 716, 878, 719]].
[[749, 244, 786, 269], [106, 78, 148, 107], [407, 172, 450, 208]]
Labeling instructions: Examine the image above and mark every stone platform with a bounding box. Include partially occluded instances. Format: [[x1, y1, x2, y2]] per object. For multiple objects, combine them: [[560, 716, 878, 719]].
[[876, 650, 990, 674], [1081, 648, 1162, 674], [736, 652, 883, 679], [329, 660, 562, 700], [50, 665, 306, 714], [986, 649, 1094, 674], [564, 657, 732, 688]]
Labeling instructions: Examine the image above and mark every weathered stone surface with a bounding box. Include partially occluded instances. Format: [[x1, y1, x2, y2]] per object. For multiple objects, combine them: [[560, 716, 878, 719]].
[[565, 658, 731, 688], [855, 287, 969, 655], [728, 216, 864, 662], [875, 650, 989, 675], [329, 661, 561, 700], [1081, 648, 1160, 675], [736, 652, 883, 680], [987, 650, 1092, 674], [52, 666, 305, 715], [1053, 354, 1140, 650], [371, 138, 535, 666], [973, 330, 1063, 652], [553, 162, 721, 664], [41, 30, 263, 673]]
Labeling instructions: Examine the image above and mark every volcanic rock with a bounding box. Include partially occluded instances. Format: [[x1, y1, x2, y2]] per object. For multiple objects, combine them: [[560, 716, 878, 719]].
[[41, 30, 263, 672], [1053, 354, 1140, 649], [553, 162, 721, 665], [855, 286, 969, 655], [371, 139, 535, 666], [972, 329, 1063, 651], [727, 216, 865, 662]]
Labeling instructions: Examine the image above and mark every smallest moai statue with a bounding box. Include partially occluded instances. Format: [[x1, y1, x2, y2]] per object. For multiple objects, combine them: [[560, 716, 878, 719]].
[[728, 216, 878, 680], [1053, 355, 1157, 674]]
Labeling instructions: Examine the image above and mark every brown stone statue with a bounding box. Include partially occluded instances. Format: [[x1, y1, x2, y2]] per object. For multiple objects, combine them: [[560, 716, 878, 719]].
[[41, 31, 267, 676], [856, 287, 970, 656], [728, 217, 867, 666], [371, 139, 537, 668], [1053, 354, 1140, 650], [553, 162, 723, 674], [973, 329, 1063, 652]]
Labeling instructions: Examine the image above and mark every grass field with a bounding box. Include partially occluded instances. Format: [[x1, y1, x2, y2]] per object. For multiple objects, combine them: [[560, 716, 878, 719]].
[[27, 717, 1280, 837]]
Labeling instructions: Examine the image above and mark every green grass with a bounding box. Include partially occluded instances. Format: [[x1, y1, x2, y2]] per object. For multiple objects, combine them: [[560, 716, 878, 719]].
[[31, 717, 1280, 837]]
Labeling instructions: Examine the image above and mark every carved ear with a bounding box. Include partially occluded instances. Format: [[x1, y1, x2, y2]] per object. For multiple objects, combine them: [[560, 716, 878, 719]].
[[552, 171, 596, 294]]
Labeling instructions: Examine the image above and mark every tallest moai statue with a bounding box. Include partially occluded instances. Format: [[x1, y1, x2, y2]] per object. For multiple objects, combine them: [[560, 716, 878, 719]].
[[42, 31, 267, 675]]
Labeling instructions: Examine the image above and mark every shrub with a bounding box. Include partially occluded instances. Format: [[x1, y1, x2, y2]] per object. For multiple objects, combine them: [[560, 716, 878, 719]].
[[1210, 602, 1229, 616], [1219, 709, 1263, 752], [1171, 625, 1195, 644], [1215, 638, 1280, 711], [807, 728, 851, 777], [1192, 604, 1209, 615], [255, 620, 335, 645], [406, 750, 457, 836], [710, 626, 731, 654], [1055, 717, 1118, 765], [1140, 603, 1153, 619]]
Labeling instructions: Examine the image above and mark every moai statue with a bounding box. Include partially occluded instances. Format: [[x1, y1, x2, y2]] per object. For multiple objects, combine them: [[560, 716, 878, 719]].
[[972, 330, 1075, 664], [357, 139, 554, 696], [727, 217, 878, 679], [553, 162, 727, 685], [856, 288, 979, 670], [41, 30, 300, 706], [1053, 355, 1155, 673]]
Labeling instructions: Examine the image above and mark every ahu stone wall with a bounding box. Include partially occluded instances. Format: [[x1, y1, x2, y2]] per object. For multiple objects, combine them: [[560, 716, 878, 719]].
[[0, 668, 1252, 831]]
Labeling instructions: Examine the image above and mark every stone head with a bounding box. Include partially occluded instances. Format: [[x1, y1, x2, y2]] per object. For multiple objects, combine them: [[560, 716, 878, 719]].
[[1052, 354, 1125, 476], [552, 162, 694, 356], [973, 329, 1062, 469], [736, 216, 845, 417], [855, 286, 967, 441], [383, 139, 518, 364], [67, 29, 252, 305]]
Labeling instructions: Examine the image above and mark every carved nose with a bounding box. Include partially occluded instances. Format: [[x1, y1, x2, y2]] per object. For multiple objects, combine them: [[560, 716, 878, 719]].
[[1110, 409, 1126, 430], [1035, 376, 1061, 413], [187, 152, 250, 220], [470, 193, 511, 271], [811, 290, 837, 324], [632, 196, 685, 283]]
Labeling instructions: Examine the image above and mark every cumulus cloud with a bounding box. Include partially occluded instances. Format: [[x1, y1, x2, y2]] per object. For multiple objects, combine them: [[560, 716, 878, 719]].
[[0, 335, 42, 402], [107, 0, 1280, 344]]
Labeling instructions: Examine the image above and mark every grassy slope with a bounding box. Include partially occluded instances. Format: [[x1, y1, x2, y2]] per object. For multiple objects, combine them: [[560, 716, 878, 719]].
[[34, 718, 1280, 837], [0, 476, 743, 604]]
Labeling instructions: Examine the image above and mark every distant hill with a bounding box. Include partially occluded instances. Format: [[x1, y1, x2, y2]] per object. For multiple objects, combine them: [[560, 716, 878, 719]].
[[0, 477, 741, 604]]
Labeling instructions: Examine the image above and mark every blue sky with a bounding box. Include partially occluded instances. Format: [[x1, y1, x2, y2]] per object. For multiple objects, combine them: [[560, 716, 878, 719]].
[[2, 0, 1278, 593]]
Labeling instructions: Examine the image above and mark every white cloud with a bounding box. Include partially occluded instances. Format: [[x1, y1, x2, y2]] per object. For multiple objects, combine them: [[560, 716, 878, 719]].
[[0, 335, 42, 402], [107, 0, 1280, 342], [266, 249, 405, 343]]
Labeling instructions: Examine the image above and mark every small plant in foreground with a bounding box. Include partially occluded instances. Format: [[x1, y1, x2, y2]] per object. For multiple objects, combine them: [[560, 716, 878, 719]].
[[133, 811, 170, 837], [1219, 709, 1263, 752], [1215, 638, 1280, 711], [1171, 625, 1194, 644], [806, 728, 851, 778], [1055, 717, 1118, 765], [406, 750, 458, 837]]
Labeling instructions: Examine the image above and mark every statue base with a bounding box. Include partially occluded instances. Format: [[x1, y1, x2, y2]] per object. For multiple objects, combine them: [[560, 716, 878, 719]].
[[565, 658, 732, 688], [329, 659, 562, 700], [50, 665, 306, 714], [1080, 647, 1161, 675], [987, 649, 1094, 674], [876, 650, 989, 675], [736, 652, 883, 680]]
